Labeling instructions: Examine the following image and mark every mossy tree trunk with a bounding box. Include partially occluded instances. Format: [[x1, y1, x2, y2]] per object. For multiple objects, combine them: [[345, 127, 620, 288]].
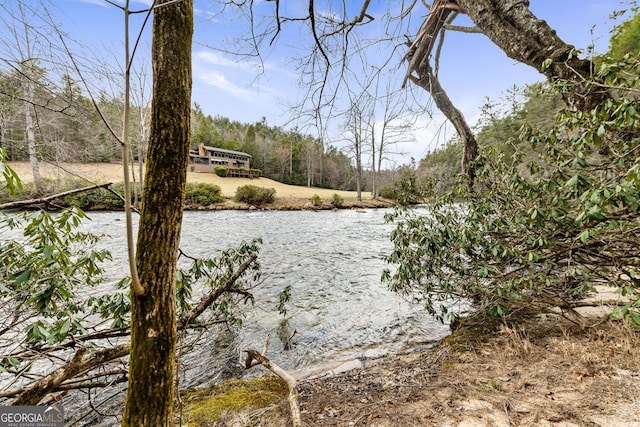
[[122, 0, 193, 425]]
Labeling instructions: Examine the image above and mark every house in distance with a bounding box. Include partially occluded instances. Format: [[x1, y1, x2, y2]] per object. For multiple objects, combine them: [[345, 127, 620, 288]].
[[189, 143, 260, 178]]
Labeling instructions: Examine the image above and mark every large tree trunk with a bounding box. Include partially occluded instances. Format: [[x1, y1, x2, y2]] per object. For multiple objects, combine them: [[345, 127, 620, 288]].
[[122, 0, 193, 425], [406, 0, 607, 180], [454, 0, 608, 111]]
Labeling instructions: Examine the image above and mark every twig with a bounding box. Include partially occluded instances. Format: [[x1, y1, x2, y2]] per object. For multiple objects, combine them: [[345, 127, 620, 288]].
[[284, 330, 297, 351], [504, 400, 514, 426], [177, 253, 258, 328]]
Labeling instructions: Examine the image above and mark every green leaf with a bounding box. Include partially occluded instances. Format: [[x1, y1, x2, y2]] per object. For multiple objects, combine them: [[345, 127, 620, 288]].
[[630, 311, 640, 327], [566, 174, 579, 187], [11, 270, 31, 286], [43, 245, 53, 260], [59, 318, 71, 336], [579, 230, 590, 244], [36, 324, 50, 340]]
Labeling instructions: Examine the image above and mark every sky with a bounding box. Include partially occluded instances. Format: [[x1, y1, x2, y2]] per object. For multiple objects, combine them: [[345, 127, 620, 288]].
[[2, 0, 628, 167]]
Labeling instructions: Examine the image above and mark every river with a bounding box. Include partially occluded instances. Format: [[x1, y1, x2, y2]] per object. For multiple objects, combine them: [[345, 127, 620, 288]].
[[3, 208, 450, 424]]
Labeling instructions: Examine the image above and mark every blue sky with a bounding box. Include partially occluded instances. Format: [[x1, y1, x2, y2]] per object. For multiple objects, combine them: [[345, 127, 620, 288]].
[[5, 0, 627, 166]]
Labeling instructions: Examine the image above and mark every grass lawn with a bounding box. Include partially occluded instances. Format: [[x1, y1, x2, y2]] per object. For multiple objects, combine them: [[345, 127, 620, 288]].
[[8, 162, 390, 209]]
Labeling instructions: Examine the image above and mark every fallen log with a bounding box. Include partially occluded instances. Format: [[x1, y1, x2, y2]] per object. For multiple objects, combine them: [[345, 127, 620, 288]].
[[0, 183, 112, 210]]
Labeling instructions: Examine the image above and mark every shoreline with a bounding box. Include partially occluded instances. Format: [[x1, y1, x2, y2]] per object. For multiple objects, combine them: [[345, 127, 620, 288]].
[[183, 312, 640, 426], [4, 161, 397, 211]]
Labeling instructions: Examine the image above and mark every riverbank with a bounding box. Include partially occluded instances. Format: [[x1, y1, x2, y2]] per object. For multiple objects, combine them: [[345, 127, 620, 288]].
[[7, 162, 393, 210], [10, 162, 640, 426], [183, 310, 640, 426]]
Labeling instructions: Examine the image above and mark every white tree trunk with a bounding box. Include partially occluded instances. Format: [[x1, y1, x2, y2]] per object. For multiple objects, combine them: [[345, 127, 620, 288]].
[[24, 97, 40, 181]]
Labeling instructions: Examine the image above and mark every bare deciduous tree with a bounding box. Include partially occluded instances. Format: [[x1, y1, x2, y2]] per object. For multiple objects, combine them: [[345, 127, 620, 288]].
[[229, 1, 611, 181]]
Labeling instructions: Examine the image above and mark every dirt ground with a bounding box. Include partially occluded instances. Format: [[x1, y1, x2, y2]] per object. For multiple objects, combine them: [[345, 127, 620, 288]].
[[297, 316, 640, 427], [211, 308, 640, 427]]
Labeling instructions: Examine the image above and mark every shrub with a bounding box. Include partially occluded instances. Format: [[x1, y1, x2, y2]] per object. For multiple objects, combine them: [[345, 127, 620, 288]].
[[310, 194, 322, 207], [99, 182, 128, 209], [379, 186, 397, 200], [185, 182, 224, 206], [384, 55, 640, 326], [331, 193, 344, 208], [235, 185, 275, 206], [215, 167, 227, 177], [390, 168, 427, 206], [0, 180, 35, 204], [62, 189, 102, 210]]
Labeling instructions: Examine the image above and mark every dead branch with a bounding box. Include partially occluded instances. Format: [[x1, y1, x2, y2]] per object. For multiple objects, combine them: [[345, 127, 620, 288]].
[[56, 375, 128, 391], [8, 343, 129, 405], [243, 345, 302, 427], [56, 368, 127, 388], [0, 183, 112, 210], [12, 347, 87, 405], [404, 0, 460, 87]]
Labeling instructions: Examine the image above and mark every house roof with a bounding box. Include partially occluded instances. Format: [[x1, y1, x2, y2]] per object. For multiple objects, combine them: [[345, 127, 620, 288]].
[[202, 145, 252, 158]]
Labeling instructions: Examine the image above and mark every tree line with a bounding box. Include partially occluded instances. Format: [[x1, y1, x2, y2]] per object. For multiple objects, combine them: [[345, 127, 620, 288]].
[[1, 62, 416, 197]]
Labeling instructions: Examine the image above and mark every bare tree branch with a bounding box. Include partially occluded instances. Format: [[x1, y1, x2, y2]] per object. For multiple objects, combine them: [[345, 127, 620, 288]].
[[177, 253, 258, 329]]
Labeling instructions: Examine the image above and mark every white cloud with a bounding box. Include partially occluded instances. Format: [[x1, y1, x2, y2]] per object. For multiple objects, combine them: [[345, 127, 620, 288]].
[[73, 0, 109, 7], [196, 51, 249, 69], [193, 49, 285, 101], [194, 50, 268, 72], [198, 70, 256, 99]]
